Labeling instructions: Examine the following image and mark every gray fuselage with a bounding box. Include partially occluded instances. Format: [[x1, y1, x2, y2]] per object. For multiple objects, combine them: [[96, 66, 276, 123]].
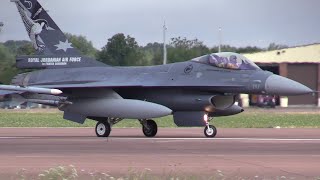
[[12, 60, 272, 112]]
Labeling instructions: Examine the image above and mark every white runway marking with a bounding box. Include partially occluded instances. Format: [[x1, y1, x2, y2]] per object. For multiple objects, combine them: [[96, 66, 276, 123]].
[[0, 137, 32, 139], [108, 137, 320, 141], [1, 136, 320, 141]]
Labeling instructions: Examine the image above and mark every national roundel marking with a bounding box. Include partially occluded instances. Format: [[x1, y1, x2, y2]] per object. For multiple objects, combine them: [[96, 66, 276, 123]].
[[184, 64, 193, 74]]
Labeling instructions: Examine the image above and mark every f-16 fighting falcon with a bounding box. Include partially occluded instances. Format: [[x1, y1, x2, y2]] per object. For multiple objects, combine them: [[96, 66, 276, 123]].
[[1, 0, 313, 138]]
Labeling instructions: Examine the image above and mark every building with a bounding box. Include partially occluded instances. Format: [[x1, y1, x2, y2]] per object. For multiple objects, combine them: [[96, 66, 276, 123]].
[[243, 44, 320, 107]]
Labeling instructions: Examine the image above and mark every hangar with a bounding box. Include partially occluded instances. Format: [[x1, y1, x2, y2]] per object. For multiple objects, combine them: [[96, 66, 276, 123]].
[[243, 44, 320, 107]]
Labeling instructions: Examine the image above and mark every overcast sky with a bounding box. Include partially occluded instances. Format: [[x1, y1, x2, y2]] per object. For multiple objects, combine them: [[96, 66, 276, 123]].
[[1, 0, 320, 49]]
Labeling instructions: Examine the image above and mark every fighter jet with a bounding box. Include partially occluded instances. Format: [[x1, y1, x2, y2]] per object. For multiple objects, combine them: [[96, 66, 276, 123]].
[[1, 0, 313, 138]]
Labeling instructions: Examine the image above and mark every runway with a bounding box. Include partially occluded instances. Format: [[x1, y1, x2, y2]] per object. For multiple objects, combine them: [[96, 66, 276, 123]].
[[0, 128, 320, 179]]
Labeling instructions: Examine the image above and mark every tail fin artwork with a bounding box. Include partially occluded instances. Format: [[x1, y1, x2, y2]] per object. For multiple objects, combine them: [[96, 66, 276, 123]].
[[12, 0, 105, 68], [12, 0, 79, 55]]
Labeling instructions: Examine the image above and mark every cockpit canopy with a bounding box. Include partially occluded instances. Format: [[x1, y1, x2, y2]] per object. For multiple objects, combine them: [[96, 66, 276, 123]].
[[192, 52, 261, 70]]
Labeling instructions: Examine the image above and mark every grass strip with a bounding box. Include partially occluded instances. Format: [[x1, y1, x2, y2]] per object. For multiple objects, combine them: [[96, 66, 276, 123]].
[[0, 110, 319, 128]]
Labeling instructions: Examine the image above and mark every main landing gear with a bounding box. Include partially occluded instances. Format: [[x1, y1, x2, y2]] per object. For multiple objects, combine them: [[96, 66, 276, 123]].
[[203, 114, 217, 138], [140, 119, 158, 137], [95, 121, 111, 137], [95, 118, 122, 137], [95, 118, 158, 138]]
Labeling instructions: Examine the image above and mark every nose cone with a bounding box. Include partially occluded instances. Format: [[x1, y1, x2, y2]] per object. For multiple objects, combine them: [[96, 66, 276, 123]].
[[265, 75, 313, 95]]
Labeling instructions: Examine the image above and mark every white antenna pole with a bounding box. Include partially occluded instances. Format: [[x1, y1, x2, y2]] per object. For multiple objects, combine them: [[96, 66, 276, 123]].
[[0, 22, 3, 33], [218, 27, 222, 53], [163, 21, 167, 65]]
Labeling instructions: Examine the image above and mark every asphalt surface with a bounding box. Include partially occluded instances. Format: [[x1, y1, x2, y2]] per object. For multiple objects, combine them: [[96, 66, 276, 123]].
[[0, 128, 320, 179]]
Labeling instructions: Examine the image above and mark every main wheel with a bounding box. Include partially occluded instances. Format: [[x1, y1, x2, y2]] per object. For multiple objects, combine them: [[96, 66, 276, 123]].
[[142, 120, 158, 137], [204, 125, 217, 138], [95, 121, 111, 137]]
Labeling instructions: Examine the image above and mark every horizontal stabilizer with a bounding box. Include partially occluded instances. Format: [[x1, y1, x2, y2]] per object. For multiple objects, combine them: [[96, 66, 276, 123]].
[[0, 90, 19, 96], [8, 94, 26, 107]]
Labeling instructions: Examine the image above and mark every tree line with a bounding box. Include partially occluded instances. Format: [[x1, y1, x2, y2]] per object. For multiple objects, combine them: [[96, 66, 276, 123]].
[[0, 33, 288, 84]]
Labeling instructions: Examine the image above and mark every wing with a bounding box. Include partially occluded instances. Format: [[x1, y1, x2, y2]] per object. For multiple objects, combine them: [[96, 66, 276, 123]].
[[33, 81, 245, 89]]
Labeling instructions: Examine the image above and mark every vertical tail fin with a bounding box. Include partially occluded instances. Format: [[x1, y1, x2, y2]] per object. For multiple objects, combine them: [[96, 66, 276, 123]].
[[12, 0, 106, 68], [12, 0, 81, 56]]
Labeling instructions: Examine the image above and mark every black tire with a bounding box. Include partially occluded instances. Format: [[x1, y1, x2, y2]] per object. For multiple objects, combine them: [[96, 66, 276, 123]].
[[142, 120, 158, 137], [95, 121, 111, 137], [204, 125, 217, 138]]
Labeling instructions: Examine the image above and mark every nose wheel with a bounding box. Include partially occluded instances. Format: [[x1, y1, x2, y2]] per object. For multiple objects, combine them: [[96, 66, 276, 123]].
[[204, 125, 217, 138], [203, 114, 217, 138], [95, 121, 111, 137], [140, 119, 158, 137]]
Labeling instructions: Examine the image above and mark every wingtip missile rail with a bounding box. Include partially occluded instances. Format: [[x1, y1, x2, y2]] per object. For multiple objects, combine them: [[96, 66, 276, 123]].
[[0, 85, 63, 95]]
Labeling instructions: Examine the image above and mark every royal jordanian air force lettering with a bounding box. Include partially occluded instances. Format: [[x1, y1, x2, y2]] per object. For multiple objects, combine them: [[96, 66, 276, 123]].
[[27, 57, 81, 66]]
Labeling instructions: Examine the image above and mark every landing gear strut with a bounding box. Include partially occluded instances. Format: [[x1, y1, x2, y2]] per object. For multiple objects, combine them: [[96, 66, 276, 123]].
[[95, 121, 111, 137], [140, 119, 158, 137], [203, 114, 217, 138]]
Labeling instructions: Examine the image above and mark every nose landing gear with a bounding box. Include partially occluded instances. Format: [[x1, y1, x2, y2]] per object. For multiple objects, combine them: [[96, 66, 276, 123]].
[[203, 114, 217, 138]]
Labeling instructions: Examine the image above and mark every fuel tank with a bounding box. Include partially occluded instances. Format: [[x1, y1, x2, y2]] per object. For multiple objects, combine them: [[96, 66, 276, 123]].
[[59, 98, 172, 119]]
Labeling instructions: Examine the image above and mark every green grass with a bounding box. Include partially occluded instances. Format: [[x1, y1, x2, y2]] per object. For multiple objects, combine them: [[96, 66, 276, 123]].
[[0, 109, 319, 128]]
